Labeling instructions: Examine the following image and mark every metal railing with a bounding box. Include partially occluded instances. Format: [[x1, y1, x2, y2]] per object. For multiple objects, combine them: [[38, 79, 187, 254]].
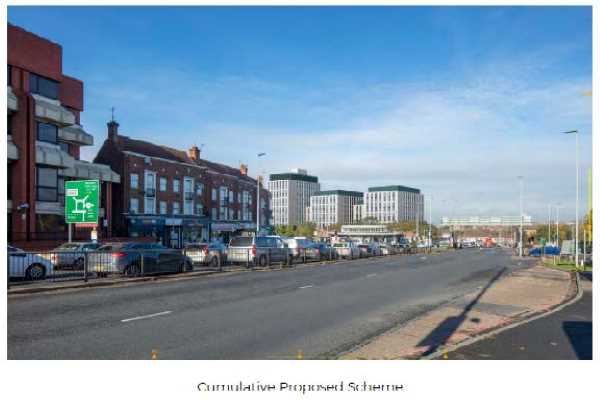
[[7, 243, 429, 288]]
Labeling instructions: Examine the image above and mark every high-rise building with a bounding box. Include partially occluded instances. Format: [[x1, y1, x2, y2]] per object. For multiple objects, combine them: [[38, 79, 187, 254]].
[[7, 24, 120, 247], [362, 185, 424, 224], [306, 190, 363, 228], [268, 169, 319, 226]]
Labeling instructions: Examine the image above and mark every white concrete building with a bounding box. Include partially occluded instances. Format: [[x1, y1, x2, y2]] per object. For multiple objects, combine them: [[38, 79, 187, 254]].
[[306, 190, 363, 228], [268, 169, 320, 226], [352, 203, 365, 223], [363, 185, 424, 223]]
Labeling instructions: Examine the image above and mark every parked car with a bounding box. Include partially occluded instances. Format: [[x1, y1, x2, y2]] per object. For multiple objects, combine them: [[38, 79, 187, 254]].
[[315, 242, 336, 260], [528, 246, 561, 257], [43, 242, 102, 270], [284, 237, 320, 261], [87, 242, 193, 276], [333, 241, 360, 260], [183, 242, 227, 268], [357, 244, 373, 258], [379, 243, 393, 255], [8, 245, 54, 280], [227, 235, 292, 267]]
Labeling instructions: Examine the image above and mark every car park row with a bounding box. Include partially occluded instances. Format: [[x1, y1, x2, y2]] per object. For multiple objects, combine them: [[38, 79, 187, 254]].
[[7, 236, 418, 285]]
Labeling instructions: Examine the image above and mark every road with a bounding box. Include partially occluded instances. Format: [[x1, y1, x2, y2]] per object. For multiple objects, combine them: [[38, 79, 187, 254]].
[[8, 248, 529, 359], [441, 272, 592, 360]]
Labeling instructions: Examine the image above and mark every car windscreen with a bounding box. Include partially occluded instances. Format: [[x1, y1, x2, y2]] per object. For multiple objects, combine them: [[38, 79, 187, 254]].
[[333, 243, 347, 248], [97, 244, 125, 252], [230, 237, 253, 247]]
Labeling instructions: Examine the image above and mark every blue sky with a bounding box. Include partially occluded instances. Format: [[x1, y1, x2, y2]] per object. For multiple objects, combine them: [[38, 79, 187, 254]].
[[8, 6, 592, 222]]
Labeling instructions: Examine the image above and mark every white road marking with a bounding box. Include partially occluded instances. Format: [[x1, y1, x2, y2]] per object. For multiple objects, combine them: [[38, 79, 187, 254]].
[[420, 256, 427, 260], [298, 285, 314, 289], [366, 273, 377, 278], [121, 311, 172, 323]]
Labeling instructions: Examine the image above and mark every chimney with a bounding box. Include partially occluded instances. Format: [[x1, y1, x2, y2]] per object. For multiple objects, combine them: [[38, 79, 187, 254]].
[[107, 120, 119, 143], [240, 163, 248, 176], [188, 145, 200, 161]]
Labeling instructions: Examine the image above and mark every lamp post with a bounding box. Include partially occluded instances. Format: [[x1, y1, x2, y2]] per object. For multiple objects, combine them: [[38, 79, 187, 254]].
[[564, 130, 579, 267], [428, 196, 433, 252], [518, 176, 524, 257], [256, 152, 266, 234]]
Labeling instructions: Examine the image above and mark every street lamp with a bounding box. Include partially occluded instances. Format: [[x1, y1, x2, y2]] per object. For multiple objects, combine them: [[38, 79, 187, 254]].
[[564, 130, 579, 267], [518, 176, 524, 257], [428, 195, 433, 252], [256, 152, 266, 234]]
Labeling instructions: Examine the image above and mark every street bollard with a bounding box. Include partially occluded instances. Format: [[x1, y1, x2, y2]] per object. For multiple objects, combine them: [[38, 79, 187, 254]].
[[267, 248, 271, 268], [140, 253, 145, 276], [303, 248, 306, 264]]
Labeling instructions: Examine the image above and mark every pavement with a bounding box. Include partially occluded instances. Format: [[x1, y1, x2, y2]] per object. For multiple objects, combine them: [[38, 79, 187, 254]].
[[439, 271, 592, 360], [8, 248, 530, 359], [340, 263, 575, 359]]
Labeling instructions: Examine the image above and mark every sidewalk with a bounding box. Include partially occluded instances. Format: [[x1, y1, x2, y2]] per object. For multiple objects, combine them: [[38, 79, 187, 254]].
[[340, 265, 576, 359]]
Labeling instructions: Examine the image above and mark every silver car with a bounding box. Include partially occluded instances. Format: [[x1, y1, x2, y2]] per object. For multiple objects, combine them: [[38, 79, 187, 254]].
[[228, 236, 292, 267], [333, 241, 360, 260], [44, 242, 101, 270]]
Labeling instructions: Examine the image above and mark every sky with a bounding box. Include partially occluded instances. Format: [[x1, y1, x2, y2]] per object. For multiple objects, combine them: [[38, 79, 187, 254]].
[[8, 6, 593, 223]]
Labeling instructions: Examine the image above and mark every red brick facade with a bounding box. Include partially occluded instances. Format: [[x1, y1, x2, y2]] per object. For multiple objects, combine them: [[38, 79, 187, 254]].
[[7, 24, 118, 249]]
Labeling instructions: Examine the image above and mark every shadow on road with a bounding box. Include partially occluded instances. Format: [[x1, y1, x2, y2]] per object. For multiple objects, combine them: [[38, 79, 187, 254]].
[[563, 321, 593, 360], [418, 267, 508, 357], [579, 272, 592, 282]]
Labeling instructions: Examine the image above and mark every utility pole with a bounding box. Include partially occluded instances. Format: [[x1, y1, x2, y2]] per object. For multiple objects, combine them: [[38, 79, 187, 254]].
[[555, 204, 561, 246], [256, 152, 266, 234], [548, 204, 551, 246], [428, 196, 433, 251], [564, 130, 579, 267], [518, 176, 524, 257]]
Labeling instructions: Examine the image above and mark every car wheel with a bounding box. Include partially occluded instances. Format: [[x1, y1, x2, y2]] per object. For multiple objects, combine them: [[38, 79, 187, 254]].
[[258, 255, 268, 268], [72, 257, 84, 270], [209, 256, 219, 269], [26, 264, 46, 280], [126, 263, 140, 277]]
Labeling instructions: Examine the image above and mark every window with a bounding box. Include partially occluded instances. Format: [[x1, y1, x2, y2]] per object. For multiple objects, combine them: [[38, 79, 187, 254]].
[[211, 207, 217, 220], [130, 173, 139, 189], [159, 177, 167, 192], [7, 115, 12, 136], [159, 201, 167, 214], [130, 198, 139, 214], [29, 73, 59, 99], [36, 167, 58, 202], [173, 202, 180, 215], [212, 188, 217, 201], [196, 203, 203, 216], [173, 179, 180, 193], [58, 177, 65, 205], [37, 122, 58, 144], [59, 142, 70, 154], [196, 183, 204, 196]]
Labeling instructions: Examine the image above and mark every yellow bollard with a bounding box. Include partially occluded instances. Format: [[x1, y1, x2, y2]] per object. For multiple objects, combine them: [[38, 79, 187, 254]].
[[443, 352, 448, 359], [296, 349, 303, 360], [151, 349, 158, 360]]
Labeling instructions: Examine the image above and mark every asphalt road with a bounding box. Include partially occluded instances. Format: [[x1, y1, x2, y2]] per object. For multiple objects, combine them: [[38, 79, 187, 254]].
[[442, 272, 592, 360], [8, 248, 529, 359]]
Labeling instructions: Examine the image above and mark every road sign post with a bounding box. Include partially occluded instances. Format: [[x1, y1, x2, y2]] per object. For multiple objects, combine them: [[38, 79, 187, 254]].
[[65, 180, 100, 242]]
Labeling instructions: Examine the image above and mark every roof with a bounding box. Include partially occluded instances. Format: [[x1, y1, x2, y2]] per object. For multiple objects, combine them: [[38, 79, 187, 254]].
[[269, 172, 318, 183], [114, 134, 257, 184], [313, 190, 363, 197], [368, 185, 421, 194]]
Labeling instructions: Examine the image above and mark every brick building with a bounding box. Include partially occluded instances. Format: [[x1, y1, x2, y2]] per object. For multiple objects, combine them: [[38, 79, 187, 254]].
[[7, 24, 120, 248], [94, 121, 271, 247]]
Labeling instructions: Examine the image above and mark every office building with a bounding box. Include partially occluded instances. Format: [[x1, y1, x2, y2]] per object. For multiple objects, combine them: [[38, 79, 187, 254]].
[[268, 169, 319, 226], [363, 185, 424, 223], [306, 190, 363, 228]]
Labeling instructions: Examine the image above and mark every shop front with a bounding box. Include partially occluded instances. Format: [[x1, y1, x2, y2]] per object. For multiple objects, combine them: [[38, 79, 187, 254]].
[[210, 221, 256, 244], [127, 215, 210, 248]]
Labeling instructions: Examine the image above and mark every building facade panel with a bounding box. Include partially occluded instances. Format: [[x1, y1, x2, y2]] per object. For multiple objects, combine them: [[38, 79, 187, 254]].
[[268, 169, 319, 226]]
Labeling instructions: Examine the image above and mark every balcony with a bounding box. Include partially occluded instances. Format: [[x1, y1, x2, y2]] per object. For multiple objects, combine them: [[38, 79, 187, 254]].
[[32, 93, 76, 126], [8, 86, 18, 112], [145, 188, 156, 198], [7, 135, 18, 161], [58, 124, 94, 146], [60, 160, 120, 183], [36, 141, 75, 169]]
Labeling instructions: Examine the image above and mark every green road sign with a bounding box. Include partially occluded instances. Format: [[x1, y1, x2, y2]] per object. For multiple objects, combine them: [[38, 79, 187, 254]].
[[65, 180, 100, 224]]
